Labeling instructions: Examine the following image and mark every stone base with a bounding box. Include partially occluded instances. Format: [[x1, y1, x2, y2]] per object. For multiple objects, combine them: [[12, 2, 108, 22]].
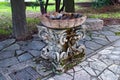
[[84, 18, 104, 31]]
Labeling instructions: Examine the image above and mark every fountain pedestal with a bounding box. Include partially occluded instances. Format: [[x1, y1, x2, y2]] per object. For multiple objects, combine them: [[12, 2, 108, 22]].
[[37, 13, 87, 73]]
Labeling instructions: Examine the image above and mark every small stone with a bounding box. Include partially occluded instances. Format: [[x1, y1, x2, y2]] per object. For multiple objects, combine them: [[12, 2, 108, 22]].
[[18, 53, 33, 62]]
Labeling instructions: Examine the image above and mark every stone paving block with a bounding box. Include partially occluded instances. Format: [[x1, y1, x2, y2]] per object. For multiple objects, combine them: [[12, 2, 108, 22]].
[[92, 37, 109, 46], [74, 70, 91, 80], [27, 41, 46, 50], [18, 53, 33, 62], [0, 57, 19, 67], [82, 66, 96, 76], [100, 31, 115, 36], [51, 73, 73, 80], [86, 48, 94, 55], [0, 73, 6, 80], [106, 36, 120, 42], [99, 69, 118, 80], [28, 50, 41, 57], [16, 50, 25, 56], [113, 40, 120, 47], [109, 64, 120, 74], [85, 41, 102, 50], [84, 18, 103, 31], [3, 44, 20, 51], [0, 39, 15, 50], [0, 50, 15, 60], [9, 66, 41, 80], [89, 59, 107, 71]]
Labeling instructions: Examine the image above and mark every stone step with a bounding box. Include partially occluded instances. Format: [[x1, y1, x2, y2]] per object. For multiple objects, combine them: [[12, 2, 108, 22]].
[[84, 18, 104, 31]]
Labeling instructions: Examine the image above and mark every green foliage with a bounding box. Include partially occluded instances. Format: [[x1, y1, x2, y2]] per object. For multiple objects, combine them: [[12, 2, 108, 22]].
[[0, 28, 12, 35], [92, 0, 111, 8]]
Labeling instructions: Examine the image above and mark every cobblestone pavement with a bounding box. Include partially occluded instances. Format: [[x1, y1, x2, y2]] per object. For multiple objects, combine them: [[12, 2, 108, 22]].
[[0, 25, 120, 80]]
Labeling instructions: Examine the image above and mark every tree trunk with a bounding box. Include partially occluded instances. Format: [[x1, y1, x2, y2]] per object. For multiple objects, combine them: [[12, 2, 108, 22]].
[[10, 0, 28, 40], [63, 0, 75, 12]]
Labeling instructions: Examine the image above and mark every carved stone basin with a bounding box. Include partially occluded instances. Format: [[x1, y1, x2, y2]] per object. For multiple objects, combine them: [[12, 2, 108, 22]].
[[40, 12, 87, 29], [37, 12, 87, 73]]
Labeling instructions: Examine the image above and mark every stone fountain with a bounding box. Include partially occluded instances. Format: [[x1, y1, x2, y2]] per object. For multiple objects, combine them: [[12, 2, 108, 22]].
[[37, 12, 87, 73]]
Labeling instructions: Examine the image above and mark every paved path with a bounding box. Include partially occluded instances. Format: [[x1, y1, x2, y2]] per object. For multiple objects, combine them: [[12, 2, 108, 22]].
[[0, 25, 120, 80]]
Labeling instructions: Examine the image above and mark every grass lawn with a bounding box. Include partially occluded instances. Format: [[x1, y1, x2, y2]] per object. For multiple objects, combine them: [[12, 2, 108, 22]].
[[0, 2, 120, 40]]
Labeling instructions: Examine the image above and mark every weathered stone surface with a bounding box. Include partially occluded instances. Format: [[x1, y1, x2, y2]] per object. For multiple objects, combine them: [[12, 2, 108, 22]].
[[83, 66, 96, 76], [0, 73, 6, 80], [109, 64, 120, 74], [86, 48, 94, 55], [98, 49, 112, 55], [113, 40, 120, 47], [3, 44, 20, 51], [52, 73, 73, 80], [27, 41, 46, 50], [9, 66, 41, 80], [16, 50, 25, 55], [74, 70, 90, 80], [0, 39, 15, 50], [101, 31, 115, 36], [99, 69, 118, 80], [108, 54, 120, 61], [85, 41, 102, 50], [89, 59, 107, 71], [73, 65, 82, 72], [28, 50, 41, 57], [18, 53, 33, 62], [106, 36, 120, 42], [0, 50, 15, 60], [0, 57, 19, 67], [84, 18, 104, 31], [92, 37, 109, 45]]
